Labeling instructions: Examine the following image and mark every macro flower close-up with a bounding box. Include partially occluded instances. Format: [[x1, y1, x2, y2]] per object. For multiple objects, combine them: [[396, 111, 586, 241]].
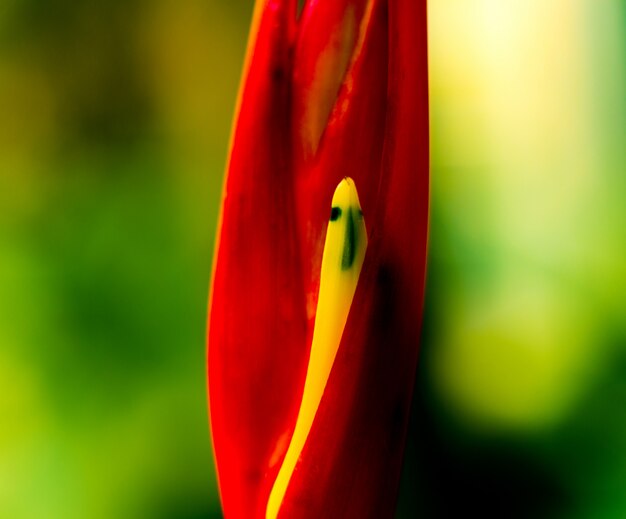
[[0, 0, 624, 518]]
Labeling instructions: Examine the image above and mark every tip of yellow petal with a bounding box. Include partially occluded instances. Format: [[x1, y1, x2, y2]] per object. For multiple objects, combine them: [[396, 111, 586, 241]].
[[266, 177, 367, 519]]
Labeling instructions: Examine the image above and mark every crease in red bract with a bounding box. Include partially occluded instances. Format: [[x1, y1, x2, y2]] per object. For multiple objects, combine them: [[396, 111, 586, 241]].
[[208, 1, 306, 518], [208, 0, 429, 516], [292, 0, 371, 160]]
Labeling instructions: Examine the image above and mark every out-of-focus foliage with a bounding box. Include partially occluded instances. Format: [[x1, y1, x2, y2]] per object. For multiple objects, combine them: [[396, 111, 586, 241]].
[[399, 1, 626, 518], [0, 0, 624, 518], [0, 1, 252, 517]]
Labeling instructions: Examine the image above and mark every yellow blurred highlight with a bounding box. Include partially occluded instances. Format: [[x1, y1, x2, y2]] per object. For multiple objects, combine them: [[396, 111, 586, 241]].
[[428, 0, 625, 431], [433, 277, 599, 431]]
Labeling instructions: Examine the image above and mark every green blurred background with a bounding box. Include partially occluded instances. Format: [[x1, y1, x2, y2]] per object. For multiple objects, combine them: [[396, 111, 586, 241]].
[[0, 1, 624, 518]]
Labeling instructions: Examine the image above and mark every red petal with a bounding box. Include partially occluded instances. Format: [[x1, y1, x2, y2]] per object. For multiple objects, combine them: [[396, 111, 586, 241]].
[[207, 1, 308, 517], [209, 0, 429, 515]]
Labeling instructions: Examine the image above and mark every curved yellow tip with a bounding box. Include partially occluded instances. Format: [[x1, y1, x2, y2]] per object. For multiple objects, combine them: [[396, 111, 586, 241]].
[[266, 177, 367, 519]]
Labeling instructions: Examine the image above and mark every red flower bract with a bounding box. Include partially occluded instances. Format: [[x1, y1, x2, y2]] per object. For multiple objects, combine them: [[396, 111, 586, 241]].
[[207, 0, 429, 517]]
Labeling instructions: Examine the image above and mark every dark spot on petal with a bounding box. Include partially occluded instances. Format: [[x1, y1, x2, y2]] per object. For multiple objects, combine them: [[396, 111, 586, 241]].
[[330, 206, 342, 221], [341, 207, 357, 270], [272, 66, 285, 82]]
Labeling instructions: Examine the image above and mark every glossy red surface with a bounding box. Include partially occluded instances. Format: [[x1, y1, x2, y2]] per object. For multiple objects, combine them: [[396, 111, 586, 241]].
[[208, 0, 428, 517]]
